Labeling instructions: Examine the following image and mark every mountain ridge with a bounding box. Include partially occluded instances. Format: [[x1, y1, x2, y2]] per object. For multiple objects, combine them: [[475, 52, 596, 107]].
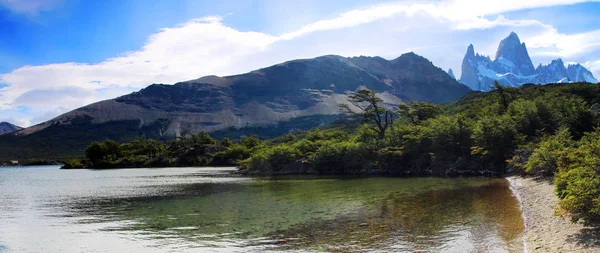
[[1, 52, 471, 160], [460, 32, 597, 91], [0, 122, 22, 135]]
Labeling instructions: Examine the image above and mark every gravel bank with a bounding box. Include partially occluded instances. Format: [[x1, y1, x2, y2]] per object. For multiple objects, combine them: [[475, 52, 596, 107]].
[[507, 176, 600, 252]]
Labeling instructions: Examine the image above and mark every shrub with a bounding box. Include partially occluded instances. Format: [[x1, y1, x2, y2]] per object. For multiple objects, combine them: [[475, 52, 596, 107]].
[[61, 158, 90, 169], [311, 141, 374, 174], [554, 128, 600, 223], [242, 145, 301, 172], [471, 115, 516, 172], [240, 135, 262, 149], [525, 127, 573, 175], [555, 166, 600, 223], [212, 144, 251, 165]]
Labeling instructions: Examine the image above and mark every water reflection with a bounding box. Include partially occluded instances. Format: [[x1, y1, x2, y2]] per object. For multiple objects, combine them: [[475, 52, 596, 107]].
[[0, 166, 524, 252]]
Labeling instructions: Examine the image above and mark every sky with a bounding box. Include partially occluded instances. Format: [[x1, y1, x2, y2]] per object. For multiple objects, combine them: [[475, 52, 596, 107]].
[[1, 0, 600, 127]]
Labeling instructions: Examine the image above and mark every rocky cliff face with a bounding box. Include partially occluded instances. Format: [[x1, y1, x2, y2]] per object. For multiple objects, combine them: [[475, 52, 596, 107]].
[[460, 32, 597, 91], [0, 122, 22, 135], [494, 32, 536, 76], [567, 64, 597, 83], [12, 53, 470, 139], [447, 68, 456, 79], [536, 59, 569, 83]]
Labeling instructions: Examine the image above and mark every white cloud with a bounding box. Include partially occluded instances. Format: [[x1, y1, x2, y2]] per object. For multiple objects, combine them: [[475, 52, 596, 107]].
[[584, 60, 600, 78], [1, 17, 278, 110], [0, 0, 60, 15], [1, 0, 599, 127], [527, 29, 600, 57]]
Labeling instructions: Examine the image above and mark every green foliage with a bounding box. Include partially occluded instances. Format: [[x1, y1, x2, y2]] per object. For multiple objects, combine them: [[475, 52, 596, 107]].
[[311, 141, 375, 174], [78, 131, 262, 169], [212, 144, 251, 165], [242, 144, 301, 172], [525, 127, 573, 175], [554, 129, 600, 223], [339, 89, 394, 139], [352, 124, 379, 143], [397, 101, 443, 125], [507, 99, 544, 139], [471, 115, 516, 172], [69, 82, 600, 223], [0, 119, 144, 161], [220, 137, 233, 147], [240, 135, 262, 149], [61, 158, 91, 169], [86, 140, 122, 167]]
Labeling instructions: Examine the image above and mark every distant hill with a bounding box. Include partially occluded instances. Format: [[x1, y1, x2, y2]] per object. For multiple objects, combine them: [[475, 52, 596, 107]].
[[0, 122, 22, 135], [0, 52, 471, 160]]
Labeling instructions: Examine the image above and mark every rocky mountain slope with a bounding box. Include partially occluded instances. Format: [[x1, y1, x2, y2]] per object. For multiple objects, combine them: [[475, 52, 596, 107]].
[[0, 52, 471, 160], [460, 32, 597, 91], [0, 122, 22, 135]]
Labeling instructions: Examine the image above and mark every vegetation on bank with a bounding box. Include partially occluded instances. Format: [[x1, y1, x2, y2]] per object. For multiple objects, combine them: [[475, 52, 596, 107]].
[[68, 82, 600, 223], [62, 132, 262, 169], [239, 82, 600, 223]]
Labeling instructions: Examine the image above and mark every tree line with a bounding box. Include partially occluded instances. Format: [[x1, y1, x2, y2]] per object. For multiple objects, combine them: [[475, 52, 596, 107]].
[[67, 82, 600, 223]]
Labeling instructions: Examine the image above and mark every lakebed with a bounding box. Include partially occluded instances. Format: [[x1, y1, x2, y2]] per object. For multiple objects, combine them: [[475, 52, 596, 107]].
[[0, 165, 588, 252]]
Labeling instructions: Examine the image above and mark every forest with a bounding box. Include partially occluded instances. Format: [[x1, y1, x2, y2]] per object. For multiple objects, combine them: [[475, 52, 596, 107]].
[[67, 82, 600, 223]]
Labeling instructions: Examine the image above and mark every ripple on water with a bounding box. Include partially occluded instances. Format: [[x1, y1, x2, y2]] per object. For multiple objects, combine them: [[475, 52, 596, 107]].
[[0, 166, 524, 252]]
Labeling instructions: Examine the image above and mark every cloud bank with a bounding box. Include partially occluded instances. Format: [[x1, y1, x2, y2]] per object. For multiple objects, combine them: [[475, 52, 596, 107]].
[[1, 0, 599, 126]]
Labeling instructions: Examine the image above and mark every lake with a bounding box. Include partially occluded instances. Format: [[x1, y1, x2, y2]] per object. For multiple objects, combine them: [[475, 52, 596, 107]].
[[0, 166, 525, 252]]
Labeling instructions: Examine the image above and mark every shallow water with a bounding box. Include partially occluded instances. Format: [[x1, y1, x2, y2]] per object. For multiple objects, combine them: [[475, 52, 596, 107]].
[[0, 166, 524, 252]]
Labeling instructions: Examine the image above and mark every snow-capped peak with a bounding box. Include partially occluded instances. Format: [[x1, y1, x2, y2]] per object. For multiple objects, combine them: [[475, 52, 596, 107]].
[[459, 32, 597, 91]]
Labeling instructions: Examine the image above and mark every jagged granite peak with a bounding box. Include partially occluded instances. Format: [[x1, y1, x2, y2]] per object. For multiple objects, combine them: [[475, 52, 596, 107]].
[[460, 32, 597, 91], [536, 58, 569, 83], [448, 68, 456, 79], [466, 44, 475, 58], [0, 122, 23, 135], [568, 64, 598, 83], [461, 43, 494, 91], [494, 32, 536, 76]]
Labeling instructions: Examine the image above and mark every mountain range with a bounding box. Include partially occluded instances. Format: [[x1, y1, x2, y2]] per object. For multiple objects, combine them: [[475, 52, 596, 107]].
[[0, 122, 22, 135], [460, 32, 597, 91], [0, 52, 470, 160]]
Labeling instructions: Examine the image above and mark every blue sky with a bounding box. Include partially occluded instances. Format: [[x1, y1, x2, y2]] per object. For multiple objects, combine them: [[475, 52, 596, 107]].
[[1, 0, 600, 126], [0, 0, 382, 73]]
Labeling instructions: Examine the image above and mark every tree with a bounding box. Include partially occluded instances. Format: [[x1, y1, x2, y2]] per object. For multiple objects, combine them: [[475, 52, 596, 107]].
[[339, 89, 393, 139], [85, 140, 121, 167], [397, 101, 443, 125], [492, 81, 513, 113]]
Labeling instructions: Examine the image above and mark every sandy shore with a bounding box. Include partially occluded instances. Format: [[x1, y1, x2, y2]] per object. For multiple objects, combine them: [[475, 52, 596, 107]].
[[507, 176, 600, 253]]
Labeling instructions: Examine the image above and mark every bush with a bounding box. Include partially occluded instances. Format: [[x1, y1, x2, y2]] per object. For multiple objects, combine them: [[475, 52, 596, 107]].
[[507, 99, 543, 139], [525, 127, 572, 175], [554, 129, 600, 223], [85, 140, 122, 168], [311, 141, 374, 174], [306, 129, 348, 142], [61, 158, 91, 169], [242, 145, 301, 172], [555, 166, 600, 223], [471, 115, 516, 172], [212, 144, 251, 165], [292, 139, 324, 155]]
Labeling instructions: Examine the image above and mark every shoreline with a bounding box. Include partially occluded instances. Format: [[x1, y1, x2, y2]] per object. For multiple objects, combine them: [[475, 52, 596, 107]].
[[507, 175, 599, 252]]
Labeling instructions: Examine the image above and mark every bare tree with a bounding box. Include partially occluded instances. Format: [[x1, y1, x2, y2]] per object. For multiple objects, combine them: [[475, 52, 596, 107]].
[[339, 89, 393, 139]]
